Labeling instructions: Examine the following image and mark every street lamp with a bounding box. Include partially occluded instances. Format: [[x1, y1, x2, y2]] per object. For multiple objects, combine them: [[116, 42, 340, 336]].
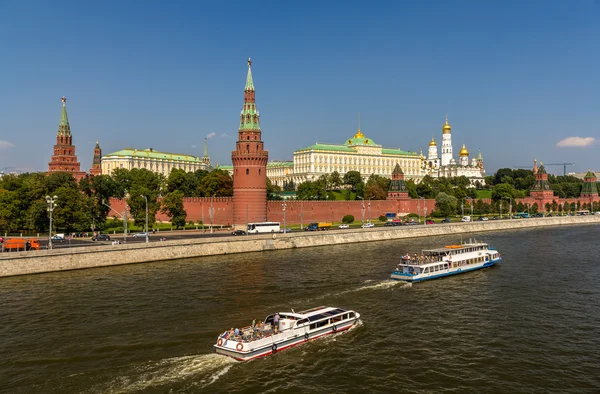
[[282, 202, 287, 234], [368, 197, 371, 224], [357, 196, 365, 225], [419, 196, 424, 224], [501, 196, 512, 219], [209, 195, 215, 234], [466, 197, 473, 218], [140, 195, 149, 243], [45, 195, 58, 249], [299, 200, 303, 230]]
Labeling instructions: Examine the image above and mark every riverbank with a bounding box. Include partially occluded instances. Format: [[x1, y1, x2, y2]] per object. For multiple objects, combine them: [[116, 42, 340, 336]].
[[1, 215, 599, 278]]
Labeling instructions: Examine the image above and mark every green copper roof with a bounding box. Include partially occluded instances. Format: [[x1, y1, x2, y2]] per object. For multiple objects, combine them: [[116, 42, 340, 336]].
[[104, 148, 204, 163], [345, 130, 379, 147], [537, 164, 547, 174], [296, 143, 356, 153], [57, 97, 71, 136], [245, 59, 254, 91], [95, 141, 100, 149], [219, 165, 234, 170], [239, 102, 261, 131], [392, 163, 403, 175], [267, 161, 294, 168], [584, 170, 596, 179], [381, 148, 417, 156]]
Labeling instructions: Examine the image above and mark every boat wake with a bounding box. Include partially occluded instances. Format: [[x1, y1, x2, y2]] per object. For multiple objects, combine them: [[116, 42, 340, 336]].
[[306, 280, 411, 303], [92, 353, 237, 393]]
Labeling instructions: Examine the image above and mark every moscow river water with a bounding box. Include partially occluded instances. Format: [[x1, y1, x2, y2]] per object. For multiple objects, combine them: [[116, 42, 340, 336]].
[[1, 225, 600, 393]]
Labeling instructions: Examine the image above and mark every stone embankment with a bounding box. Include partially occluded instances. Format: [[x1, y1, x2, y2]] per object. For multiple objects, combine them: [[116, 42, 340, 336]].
[[1, 216, 599, 278]]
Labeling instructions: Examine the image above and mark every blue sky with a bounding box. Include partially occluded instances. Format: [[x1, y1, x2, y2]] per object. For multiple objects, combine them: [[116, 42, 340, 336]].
[[1, 0, 599, 175]]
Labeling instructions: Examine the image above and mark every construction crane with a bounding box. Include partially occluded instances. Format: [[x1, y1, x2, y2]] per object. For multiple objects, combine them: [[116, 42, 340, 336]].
[[543, 163, 575, 177]]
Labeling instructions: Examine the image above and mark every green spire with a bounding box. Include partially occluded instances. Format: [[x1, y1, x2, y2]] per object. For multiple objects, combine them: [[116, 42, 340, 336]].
[[245, 58, 254, 91], [203, 138, 209, 157], [95, 140, 100, 149], [57, 96, 71, 136]]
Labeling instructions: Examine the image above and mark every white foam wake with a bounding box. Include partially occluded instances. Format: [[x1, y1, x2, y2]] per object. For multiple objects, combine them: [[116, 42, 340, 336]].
[[95, 353, 237, 393]]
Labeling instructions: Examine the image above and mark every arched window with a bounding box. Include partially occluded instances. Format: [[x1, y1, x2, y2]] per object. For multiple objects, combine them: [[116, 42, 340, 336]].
[[246, 144, 249, 152], [246, 168, 249, 175], [247, 136, 250, 140], [259, 169, 261, 175]]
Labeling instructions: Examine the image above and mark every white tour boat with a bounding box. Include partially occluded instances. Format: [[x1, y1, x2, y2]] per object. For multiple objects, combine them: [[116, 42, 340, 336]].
[[214, 306, 360, 361], [390, 241, 501, 283]]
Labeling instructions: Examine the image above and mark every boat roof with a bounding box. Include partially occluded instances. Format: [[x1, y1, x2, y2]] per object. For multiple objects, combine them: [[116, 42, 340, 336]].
[[423, 242, 488, 253], [275, 306, 348, 320]]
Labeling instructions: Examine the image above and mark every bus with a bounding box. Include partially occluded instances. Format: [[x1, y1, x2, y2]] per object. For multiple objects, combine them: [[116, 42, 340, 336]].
[[576, 210, 590, 216], [516, 212, 529, 219], [247, 222, 281, 234]]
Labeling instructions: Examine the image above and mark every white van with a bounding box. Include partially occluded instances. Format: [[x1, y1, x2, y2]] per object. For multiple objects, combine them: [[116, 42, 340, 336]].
[[461, 216, 471, 222]]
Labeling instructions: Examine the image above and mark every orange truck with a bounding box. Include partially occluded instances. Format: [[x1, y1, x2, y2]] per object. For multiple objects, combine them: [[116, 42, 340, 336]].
[[1, 238, 40, 251]]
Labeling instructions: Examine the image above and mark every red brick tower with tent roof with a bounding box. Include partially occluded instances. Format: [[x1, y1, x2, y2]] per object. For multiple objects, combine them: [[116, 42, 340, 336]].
[[231, 59, 269, 227]]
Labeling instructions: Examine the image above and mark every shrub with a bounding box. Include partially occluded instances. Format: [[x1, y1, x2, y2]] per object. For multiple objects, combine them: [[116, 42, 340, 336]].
[[378, 215, 388, 222], [342, 215, 355, 224], [406, 213, 419, 218]]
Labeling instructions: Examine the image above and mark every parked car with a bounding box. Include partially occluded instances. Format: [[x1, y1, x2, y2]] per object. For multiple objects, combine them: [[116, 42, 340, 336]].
[[477, 216, 488, 221], [404, 221, 418, 225], [231, 229, 246, 236], [440, 218, 451, 223], [426, 220, 435, 225], [361, 222, 375, 228], [492, 216, 499, 220], [280, 228, 292, 233], [132, 232, 149, 238], [338, 224, 350, 229], [92, 234, 111, 241]]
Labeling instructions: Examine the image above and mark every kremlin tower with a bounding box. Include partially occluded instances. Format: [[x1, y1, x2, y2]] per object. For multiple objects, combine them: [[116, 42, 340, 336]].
[[231, 59, 268, 226], [90, 141, 102, 176], [47, 97, 87, 181]]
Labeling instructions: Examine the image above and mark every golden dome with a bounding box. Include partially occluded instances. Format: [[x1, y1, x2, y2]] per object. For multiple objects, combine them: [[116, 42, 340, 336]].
[[459, 144, 469, 156], [429, 137, 437, 146], [442, 115, 451, 134], [354, 129, 365, 139]]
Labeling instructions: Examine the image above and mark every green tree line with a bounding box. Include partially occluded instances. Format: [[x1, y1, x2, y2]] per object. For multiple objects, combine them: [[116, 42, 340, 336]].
[[0, 168, 233, 233]]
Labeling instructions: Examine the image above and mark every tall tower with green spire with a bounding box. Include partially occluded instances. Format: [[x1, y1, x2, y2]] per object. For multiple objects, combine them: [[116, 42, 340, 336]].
[[202, 137, 211, 166], [231, 59, 269, 226], [47, 97, 86, 180], [90, 141, 102, 176]]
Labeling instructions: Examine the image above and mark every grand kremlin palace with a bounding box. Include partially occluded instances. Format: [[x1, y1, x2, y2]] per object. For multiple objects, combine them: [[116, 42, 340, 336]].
[[101, 147, 211, 176]]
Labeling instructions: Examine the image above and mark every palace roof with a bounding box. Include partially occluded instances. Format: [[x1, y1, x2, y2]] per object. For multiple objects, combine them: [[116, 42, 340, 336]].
[[104, 148, 203, 163]]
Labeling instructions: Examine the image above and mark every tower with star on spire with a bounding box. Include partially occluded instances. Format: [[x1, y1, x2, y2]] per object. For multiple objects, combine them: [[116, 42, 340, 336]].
[[231, 59, 269, 227], [47, 96, 87, 180]]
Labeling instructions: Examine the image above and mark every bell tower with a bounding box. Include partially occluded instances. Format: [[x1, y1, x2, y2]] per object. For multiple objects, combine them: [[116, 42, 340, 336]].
[[231, 59, 269, 226]]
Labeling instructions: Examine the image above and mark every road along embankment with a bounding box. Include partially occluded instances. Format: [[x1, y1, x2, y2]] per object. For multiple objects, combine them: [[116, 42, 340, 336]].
[[1, 216, 599, 278]]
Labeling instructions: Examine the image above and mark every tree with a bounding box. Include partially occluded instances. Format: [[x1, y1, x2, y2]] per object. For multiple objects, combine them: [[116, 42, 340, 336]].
[[435, 192, 458, 218], [266, 178, 282, 200], [342, 215, 354, 223], [198, 169, 234, 197], [492, 183, 516, 201], [296, 181, 326, 200], [545, 203, 552, 213], [161, 191, 187, 229], [343, 171, 363, 192], [329, 171, 343, 190], [365, 174, 390, 200]]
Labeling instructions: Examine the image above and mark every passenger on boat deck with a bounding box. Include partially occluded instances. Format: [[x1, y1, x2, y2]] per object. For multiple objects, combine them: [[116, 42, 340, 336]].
[[252, 318, 256, 328], [234, 327, 240, 337]]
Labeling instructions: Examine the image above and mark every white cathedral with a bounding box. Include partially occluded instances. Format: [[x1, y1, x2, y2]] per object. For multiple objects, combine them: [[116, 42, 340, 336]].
[[422, 116, 486, 185]]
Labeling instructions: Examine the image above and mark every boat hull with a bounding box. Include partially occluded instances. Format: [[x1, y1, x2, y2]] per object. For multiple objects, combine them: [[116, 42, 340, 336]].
[[391, 257, 501, 283], [214, 318, 359, 361]]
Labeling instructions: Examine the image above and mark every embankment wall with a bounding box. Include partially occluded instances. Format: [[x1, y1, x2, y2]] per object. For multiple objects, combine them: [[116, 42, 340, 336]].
[[1, 216, 599, 278]]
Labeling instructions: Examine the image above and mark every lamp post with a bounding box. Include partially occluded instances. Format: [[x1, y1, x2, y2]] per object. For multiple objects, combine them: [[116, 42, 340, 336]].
[[419, 196, 424, 224], [209, 195, 215, 234], [140, 195, 148, 243], [358, 196, 365, 225], [466, 197, 473, 218], [45, 195, 58, 250], [501, 196, 512, 219], [461, 200, 465, 217], [246, 204, 249, 236], [368, 197, 371, 224], [527, 202, 530, 217], [299, 200, 303, 230], [282, 202, 287, 234]]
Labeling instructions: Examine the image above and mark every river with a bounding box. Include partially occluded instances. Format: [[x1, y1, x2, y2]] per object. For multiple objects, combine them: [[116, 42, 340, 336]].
[[1, 225, 599, 393]]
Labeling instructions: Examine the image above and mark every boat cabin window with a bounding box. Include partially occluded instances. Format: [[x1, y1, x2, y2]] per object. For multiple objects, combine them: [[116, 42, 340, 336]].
[[297, 318, 308, 326], [349, 312, 355, 319]]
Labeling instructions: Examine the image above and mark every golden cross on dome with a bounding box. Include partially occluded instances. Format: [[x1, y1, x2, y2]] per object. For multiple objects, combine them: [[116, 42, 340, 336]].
[[248, 58, 252, 66]]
